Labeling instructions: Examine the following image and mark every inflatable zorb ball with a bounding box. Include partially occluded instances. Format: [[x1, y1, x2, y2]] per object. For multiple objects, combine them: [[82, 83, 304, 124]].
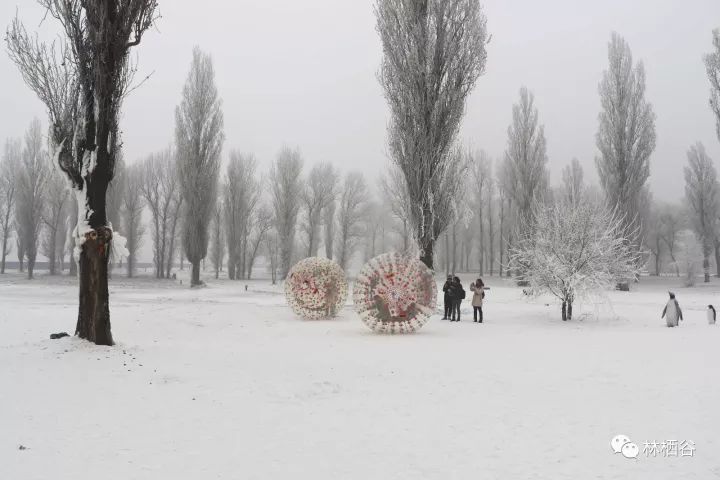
[[353, 253, 437, 333], [285, 257, 348, 320]]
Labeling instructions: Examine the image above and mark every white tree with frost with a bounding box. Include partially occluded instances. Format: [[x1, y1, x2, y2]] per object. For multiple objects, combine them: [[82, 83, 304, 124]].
[[176, 47, 224, 286], [684, 142, 718, 283], [41, 166, 70, 275], [120, 164, 145, 278], [210, 199, 224, 279], [140, 150, 183, 279], [505, 87, 549, 239], [704, 29, 720, 142], [269, 147, 303, 279], [469, 150, 491, 274], [562, 158, 584, 205], [380, 165, 413, 253], [510, 200, 639, 321], [596, 32, 656, 253], [376, 0, 488, 269], [15, 119, 47, 280], [246, 203, 273, 279], [223, 152, 259, 280], [301, 162, 337, 258], [0, 139, 21, 274], [336, 172, 368, 270]]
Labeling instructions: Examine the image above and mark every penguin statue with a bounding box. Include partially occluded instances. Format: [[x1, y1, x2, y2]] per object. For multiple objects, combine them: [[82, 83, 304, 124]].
[[708, 305, 716, 325]]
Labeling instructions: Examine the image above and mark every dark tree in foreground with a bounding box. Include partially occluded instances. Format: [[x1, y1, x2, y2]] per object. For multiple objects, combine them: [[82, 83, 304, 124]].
[[376, 0, 488, 269], [7, 0, 159, 345]]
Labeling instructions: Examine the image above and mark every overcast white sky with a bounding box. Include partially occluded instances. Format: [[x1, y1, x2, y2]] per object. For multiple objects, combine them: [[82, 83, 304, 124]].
[[1, 0, 719, 202]]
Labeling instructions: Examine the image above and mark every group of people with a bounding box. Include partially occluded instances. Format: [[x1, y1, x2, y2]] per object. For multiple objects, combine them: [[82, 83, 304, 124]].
[[442, 276, 486, 323]]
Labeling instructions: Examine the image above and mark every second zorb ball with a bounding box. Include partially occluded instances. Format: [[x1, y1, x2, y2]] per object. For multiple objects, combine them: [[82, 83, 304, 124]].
[[285, 257, 348, 319], [353, 252, 437, 333]]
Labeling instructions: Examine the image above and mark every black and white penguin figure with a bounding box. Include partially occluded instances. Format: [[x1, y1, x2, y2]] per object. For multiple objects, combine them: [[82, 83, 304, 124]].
[[708, 305, 716, 325]]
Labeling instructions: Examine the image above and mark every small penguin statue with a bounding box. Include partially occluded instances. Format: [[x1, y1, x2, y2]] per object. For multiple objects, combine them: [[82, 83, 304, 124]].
[[708, 305, 716, 325]]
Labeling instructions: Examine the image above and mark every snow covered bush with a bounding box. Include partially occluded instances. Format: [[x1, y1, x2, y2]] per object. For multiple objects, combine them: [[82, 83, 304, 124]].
[[353, 253, 437, 333], [510, 200, 639, 321], [285, 257, 348, 320]]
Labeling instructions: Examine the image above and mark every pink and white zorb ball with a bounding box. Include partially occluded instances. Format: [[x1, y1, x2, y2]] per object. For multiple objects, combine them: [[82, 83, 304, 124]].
[[285, 257, 348, 320], [353, 252, 437, 333]]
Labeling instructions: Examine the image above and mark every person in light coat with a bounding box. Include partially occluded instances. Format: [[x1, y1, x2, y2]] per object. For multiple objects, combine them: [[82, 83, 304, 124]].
[[661, 292, 683, 327], [470, 278, 485, 323]]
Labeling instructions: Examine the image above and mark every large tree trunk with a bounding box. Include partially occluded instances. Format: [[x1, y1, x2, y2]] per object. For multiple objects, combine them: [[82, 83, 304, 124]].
[[714, 240, 720, 278], [0, 236, 7, 274], [76, 227, 113, 345], [191, 260, 201, 286], [420, 239, 435, 271]]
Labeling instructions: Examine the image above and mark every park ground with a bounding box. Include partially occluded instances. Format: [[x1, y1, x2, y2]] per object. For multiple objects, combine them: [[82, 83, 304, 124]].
[[0, 270, 718, 479]]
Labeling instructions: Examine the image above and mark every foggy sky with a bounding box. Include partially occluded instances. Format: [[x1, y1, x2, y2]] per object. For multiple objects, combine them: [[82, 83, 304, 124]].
[[1, 0, 719, 202]]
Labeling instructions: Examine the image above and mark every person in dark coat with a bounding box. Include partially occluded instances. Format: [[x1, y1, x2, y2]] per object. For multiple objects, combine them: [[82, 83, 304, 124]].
[[450, 276, 465, 322], [442, 275, 453, 320]]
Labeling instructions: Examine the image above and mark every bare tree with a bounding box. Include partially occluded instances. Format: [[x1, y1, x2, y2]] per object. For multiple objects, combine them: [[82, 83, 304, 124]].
[[485, 166, 496, 275], [0, 139, 21, 273], [336, 172, 368, 270], [376, 0, 488, 269], [176, 47, 224, 287], [511, 199, 639, 321], [140, 149, 182, 279], [469, 150, 491, 274], [380, 165, 412, 253], [121, 164, 145, 278], [269, 147, 303, 278], [644, 201, 663, 276], [7, 0, 159, 345], [223, 152, 259, 279], [505, 87, 549, 240], [106, 152, 126, 232], [562, 158, 584, 205], [265, 228, 281, 285], [705, 29, 720, 143], [684, 142, 718, 283], [659, 206, 684, 277], [210, 199, 224, 279], [246, 204, 273, 279], [301, 162, 337, 257], [41, 166, 70, 275], [596, 32, 656, 256], [15, 119, 47, 280]]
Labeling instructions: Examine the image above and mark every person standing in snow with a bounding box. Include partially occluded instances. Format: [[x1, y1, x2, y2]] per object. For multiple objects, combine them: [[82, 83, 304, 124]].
[[661, 292, 683, 327], [442, 275, 453, 320], [470, 278, 485, 323], [450, 276, 465, 322]]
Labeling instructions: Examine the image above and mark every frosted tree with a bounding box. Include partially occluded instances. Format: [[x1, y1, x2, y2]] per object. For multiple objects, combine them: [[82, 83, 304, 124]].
[[176, 47, 224, 286], [376, 0, 488, 269], [684, 142, 718, 283], [596, 33, 656, 256], [210, 199, 224, 279], [15, 119, 47, 280], [643, 201, 663, 275], [301, 162, 337, 257], [485, 168, 496, 274], [562, 158, 584, 205], [140, 150, 183, 279], [120, 164, 145, 278], [511, 199, 639, 321], [336, 172, 368, 269], [6, 0, 159, 345], [246, 204, 273, 279], [469, 150, 491, 274], [380, 165, 412, 253], [265, 228, 281, 285], [505, 87, 549, 241], [705, 29, 720, 142], [41, 166, 70, 275], [0, 139, 20, 274], [223, 152, 259, 280], [659, 206, 684, 277], [269, 147, 303, 278]]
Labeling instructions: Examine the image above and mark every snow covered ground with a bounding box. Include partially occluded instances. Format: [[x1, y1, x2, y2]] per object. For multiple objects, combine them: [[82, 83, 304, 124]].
[[1, 271, 719, 479]]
